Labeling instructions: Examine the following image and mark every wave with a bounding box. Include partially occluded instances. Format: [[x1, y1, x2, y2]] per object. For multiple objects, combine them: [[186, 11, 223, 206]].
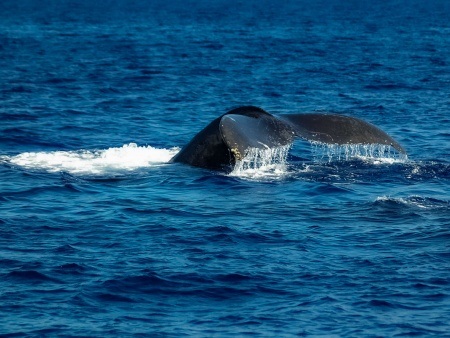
[[375, 196, 449, 210], [0, 143, 180, 176]]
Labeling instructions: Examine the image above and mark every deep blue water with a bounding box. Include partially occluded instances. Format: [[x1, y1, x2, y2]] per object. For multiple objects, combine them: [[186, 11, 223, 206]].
[[1, 1, 449, 336]]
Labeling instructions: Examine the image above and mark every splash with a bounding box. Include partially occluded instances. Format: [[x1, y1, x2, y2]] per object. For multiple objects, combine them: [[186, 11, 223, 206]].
[[230, 145, 291, 180], [310, 142, 408, 164], [1, 143, 180, 175]]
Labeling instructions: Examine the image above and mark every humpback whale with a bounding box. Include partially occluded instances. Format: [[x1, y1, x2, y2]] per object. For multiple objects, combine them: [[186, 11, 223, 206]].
[[170, 106, 405, 171]]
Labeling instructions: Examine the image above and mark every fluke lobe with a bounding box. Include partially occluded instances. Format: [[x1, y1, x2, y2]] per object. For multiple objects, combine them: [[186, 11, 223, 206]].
[[170, 106, 405, 171]]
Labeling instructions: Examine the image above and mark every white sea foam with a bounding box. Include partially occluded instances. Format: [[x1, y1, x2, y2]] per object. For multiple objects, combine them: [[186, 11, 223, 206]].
[[310, 142, 408, 164], [2, 143, 180, 175], [229, 145, 291, 180]]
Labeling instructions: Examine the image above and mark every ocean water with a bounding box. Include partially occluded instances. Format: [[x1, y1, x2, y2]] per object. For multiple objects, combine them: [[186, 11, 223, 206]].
[[1, 0, 449, 336]]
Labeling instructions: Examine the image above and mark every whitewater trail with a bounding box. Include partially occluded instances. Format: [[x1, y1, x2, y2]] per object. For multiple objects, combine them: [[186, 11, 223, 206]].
[[1, 143, 180, 175]]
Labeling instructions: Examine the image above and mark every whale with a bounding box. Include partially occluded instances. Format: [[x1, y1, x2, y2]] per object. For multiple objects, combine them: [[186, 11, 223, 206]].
[[170, 106, 405, 171]]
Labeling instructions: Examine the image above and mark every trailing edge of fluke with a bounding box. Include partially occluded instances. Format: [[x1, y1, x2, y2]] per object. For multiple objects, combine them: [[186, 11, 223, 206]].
[[170, 106, 406, 171]]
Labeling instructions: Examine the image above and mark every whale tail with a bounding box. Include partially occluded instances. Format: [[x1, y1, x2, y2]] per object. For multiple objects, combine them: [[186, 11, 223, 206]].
[[171, 106, 405, 170]]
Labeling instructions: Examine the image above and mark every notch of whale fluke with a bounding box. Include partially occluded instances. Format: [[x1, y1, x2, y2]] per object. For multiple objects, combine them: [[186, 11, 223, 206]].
[[170, 106, 406, 171]]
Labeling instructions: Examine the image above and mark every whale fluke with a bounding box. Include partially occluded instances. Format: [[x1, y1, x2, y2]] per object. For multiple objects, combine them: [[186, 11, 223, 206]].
[[170, 106, 405, 171], [280, 113, 405, 153]]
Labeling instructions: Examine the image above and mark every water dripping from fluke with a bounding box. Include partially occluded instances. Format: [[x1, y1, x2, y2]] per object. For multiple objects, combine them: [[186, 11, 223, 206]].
[[229, 145, 291, 180], [309, 142, 408, 164]]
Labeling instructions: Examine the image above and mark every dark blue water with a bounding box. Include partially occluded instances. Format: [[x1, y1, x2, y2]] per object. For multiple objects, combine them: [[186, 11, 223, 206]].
[[1, 1, 449, 336]]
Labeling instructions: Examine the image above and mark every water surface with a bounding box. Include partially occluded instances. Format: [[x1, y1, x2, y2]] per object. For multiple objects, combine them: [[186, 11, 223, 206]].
[[1, 1, 449, 336]]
